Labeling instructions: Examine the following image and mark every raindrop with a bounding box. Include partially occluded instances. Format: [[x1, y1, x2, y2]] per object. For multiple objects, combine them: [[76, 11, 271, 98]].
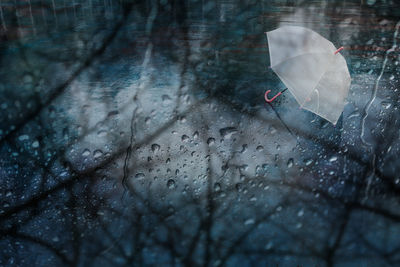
[[179, 116, 186, 123], [329, 156, 338, 162], [32, 141, 39, 148], [236, 183, 243, 192], [82, 149, 91, 157], [381, 101, 391, 109], [219, 127, 238, 139], [181, 135, 190, 142], [193, 131, 199, 139], [239, 165, 249, 172], [167, 179, 176, 189], [18, 135, 29, 141], [255, 165, 263, 176], [207, 137, 215, 146], [265, 241, 273, 250], [256, 145, 264, 152], [244, 218, 255, 225], [214, 182, 221, 192], [135, 173, 145, 179], [287, 158, 294, 168], [162, 94, 172, 105], [297, 209, 304, 217], [249, 196, 257, 202], [93, 150, 103, 159], [107, 110, 119, 117], [151, 144, 160, 153], [97, 130, 107, 137], [240, 144, 247, 153], [304, 159, 313, 166]]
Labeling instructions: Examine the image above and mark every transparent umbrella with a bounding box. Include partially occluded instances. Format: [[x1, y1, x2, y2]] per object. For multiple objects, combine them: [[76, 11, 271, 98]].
[[264, 26, 351, 125]]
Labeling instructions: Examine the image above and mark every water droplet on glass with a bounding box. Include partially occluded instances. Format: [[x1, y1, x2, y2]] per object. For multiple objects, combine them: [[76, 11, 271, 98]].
[[240, 144, 247, 153], [162, 94, 172, 105], [297, 209, 304, 217], [287, 158, 294, 168], [265, 241, 273, 250], [305, 159, 313, 166], [181, 135, 190, 142], [207, 137, 215, 146], [329, 156, 338, 162], [236, 183, 243, 192], [18, 135, 29, 141], [151, 144, 160, 153], [32, 141, 39, 148], [219, 127, 238, 139], [97, 130, 107, 137], [256, 145, 264, 152], [93, 150, 103, 159], [244, 218, 255, 225], [82, 149, 91, 157], [214, 182, 221, 192], [135, 173, 145, 179], [239, 164, 249, 172], [381, 101, 391, 109], [167, 179, 176, 189]]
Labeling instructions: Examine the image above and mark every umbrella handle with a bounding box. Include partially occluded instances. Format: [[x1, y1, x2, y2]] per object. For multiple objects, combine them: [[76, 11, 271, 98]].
[[264, 90, 282, 103], [334, 46, 344, 54]]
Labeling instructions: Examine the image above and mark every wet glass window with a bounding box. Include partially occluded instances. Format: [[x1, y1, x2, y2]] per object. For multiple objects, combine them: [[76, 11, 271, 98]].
[[1, 0, 400, 266]]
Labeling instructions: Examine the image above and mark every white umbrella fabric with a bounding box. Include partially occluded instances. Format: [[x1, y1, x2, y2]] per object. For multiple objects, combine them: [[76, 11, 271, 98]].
[[264, 26, 351, 125]]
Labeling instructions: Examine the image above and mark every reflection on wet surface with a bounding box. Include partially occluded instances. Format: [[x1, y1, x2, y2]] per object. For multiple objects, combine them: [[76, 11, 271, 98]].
[[1, 0, 400, 266]]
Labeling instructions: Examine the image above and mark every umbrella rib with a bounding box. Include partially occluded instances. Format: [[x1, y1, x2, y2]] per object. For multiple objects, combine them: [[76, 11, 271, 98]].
[[300, 69, 327, 108]]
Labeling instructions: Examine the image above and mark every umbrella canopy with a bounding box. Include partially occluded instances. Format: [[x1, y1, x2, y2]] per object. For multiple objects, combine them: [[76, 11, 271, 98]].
[[266, 26, 351, 125]]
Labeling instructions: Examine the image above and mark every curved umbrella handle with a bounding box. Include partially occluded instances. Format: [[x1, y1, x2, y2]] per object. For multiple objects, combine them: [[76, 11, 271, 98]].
[[264, 90, 282, 103], [334, 46, 344, 55]]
